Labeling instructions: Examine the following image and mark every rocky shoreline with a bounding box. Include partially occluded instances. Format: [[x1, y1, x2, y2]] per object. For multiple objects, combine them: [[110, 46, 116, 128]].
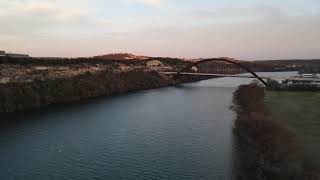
[[0, 55, 214, 112], [0, 70, 208, 113], [232, 84, 319, 180]]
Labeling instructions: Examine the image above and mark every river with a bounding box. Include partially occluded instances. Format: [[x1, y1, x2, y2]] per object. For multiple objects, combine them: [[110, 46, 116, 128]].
[[0, 72, 298, 180]]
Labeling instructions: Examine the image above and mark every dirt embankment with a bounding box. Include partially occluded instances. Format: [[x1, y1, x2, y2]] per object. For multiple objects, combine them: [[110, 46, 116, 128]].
[[232, 84, 319, 180]]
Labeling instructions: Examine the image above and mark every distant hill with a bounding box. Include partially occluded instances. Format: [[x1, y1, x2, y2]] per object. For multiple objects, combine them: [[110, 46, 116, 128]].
[[252, 59, 320, 73], [94, 53, 149, 60], [254, 59, 320, 66]]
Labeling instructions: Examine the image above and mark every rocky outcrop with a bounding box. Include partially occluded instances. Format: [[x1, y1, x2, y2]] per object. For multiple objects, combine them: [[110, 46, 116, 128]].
[[0, 54, 214, 112], [0, 71, 166, 112], [0, 70, 207, 112]]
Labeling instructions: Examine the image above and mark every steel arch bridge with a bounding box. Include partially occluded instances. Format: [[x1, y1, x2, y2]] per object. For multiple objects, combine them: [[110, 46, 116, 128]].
[[174, 58, 267, 86]]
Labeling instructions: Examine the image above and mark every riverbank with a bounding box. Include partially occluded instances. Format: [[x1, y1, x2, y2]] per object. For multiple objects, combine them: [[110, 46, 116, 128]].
[[0, 75, 238, 180], [0, 69, 210, 112], [0, 55, 213, 112], [232, 84, 319, 180]]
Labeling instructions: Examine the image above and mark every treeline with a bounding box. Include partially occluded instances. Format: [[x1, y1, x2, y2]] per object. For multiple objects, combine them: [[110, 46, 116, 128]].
[[232, 84, 319, 180], [254, 59, 320, 73]]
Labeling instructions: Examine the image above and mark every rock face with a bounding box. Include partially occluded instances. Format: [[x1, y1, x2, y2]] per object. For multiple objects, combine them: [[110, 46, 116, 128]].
[[0, 71, 170, 112], [0, 70, 207, 112], [0, 55, 213, 112]]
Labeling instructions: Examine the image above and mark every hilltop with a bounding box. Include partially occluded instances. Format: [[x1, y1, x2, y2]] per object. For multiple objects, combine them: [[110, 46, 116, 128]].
[[93, 53, 149, 60]]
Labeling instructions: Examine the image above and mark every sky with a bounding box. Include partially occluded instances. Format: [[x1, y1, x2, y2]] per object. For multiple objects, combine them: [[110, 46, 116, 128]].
[[0, 0, 319, 60]]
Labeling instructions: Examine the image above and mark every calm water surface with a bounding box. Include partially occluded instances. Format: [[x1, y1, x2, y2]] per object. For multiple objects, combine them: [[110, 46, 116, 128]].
[[0, 72, 296, 180]]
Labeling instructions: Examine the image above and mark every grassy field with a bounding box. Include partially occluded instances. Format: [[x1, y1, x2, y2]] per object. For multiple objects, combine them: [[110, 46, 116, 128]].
[[265, 91, 320, 172]]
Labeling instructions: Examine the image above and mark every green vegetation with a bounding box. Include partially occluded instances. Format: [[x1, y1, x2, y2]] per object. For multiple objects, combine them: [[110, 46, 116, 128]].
[[265, 91, 320, 172]]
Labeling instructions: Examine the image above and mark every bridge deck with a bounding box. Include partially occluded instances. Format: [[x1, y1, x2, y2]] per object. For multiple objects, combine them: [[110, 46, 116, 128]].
[[159, 72, 265, 78], [159, 72, 320, 82]]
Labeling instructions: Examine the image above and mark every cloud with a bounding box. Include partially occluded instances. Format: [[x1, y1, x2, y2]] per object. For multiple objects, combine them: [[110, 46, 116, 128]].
[[133, 0, 164, 7], [1, 0, 320, 59], [121, 9, 320, 59], [14, 12, 319, 59], [0, 1, 91, 20], [0, 0, 110, 38], [192, 5, 289, 23]]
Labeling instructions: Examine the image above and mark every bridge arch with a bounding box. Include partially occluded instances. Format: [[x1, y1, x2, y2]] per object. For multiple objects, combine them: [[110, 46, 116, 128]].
[[176, 58, 267, 86]]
